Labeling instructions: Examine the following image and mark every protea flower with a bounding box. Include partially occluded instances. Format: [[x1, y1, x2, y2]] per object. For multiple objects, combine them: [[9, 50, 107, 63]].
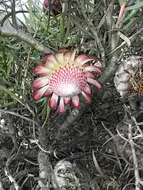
[[52, 160, 80, 189], [32, 49, 102, 113], [114, 56, 143, 97], [43, 0, 62, 15]]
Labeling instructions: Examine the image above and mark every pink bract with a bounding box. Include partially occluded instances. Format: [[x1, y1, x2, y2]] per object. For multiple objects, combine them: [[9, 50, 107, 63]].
[[43, 0, 62, 16], [32, 49, 102, 113]]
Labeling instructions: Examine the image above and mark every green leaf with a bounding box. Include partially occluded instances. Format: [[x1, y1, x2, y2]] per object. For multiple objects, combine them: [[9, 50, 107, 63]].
[[126, 1, 143, 10]]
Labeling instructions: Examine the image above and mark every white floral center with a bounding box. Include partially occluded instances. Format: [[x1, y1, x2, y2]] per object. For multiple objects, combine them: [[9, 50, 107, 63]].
[[55, 82, 80, 97]]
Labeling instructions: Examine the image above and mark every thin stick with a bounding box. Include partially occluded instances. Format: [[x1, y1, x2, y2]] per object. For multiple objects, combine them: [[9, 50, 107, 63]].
[[128, 124, 141, 190], [0, 25, 53, 53]]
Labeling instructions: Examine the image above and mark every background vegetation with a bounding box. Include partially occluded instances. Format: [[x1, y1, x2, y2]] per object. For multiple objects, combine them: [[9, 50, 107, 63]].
[[0, 0, 143, 189]]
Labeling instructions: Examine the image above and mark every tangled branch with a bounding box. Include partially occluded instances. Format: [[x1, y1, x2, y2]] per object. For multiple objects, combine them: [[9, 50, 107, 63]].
[[0, 25, 52, 53]]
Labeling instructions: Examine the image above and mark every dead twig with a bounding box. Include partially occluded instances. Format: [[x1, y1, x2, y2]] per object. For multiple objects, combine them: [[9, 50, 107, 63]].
[[4, 168, 19, 190], [92, 150, 104, 176], [4, 151, 20, 190], [0, 181, 4, 190], [38, 151, 53, 190], [0, 109, 38, 126], [0, 25, 53, 54], [128, 124, 143, 190]]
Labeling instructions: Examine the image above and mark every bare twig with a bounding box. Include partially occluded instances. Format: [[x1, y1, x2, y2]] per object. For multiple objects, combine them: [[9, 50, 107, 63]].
[[92, 150, 104, 176], [108, 28, 143, 56], [11, 0, 17, 28], [5, 149, 20, 190], [104, 0, 114, 46], [0, 25, 53, 53], [0, 10, 28, 26], [0, 109, 38, 126], [128, 124, 142, 190], [0, 181, 4, 190], [77, 0, 105, 63], [5, 168, 19, 190], [102, 122, 124, 170], [38, 151, 53, 190]]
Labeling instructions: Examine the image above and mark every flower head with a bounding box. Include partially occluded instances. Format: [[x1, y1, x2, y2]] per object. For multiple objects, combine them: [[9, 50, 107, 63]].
[[43, 0, 62, 15], [32, 49, 102, 113], [114, 56, 143, 97]]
